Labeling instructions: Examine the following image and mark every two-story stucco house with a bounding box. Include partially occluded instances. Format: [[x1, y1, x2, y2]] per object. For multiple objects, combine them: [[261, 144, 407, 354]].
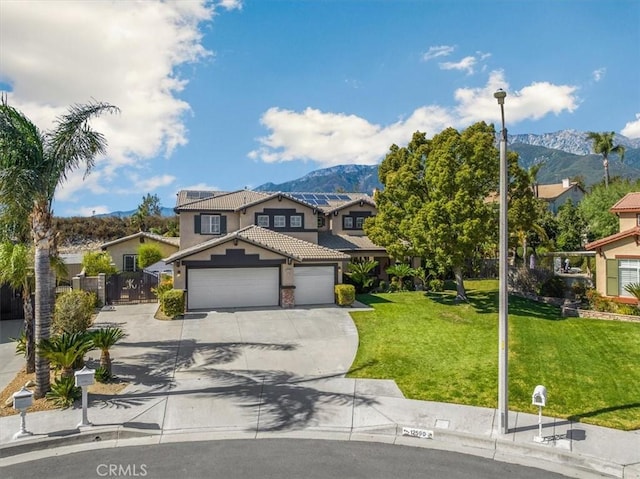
[[534, 178, 586, 214], [585, 192, 640, 303], [165, 190, 386, 310]]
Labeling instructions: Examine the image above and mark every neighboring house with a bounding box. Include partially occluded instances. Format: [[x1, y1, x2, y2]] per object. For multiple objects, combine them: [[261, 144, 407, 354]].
[[101, 231, 180, 272], [59, 252, 84, 284], [534, 178, 586, 214], [165, 190, 386, 310], [585, 192, 640, 304]]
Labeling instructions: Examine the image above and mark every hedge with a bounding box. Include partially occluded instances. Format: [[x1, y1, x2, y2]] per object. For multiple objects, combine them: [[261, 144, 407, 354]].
[[335, 284, 355, 306], [161, 289, 185, 318]]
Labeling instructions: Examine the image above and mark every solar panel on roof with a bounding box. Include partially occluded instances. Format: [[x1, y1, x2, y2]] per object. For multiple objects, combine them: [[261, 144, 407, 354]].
[[325, 194, 339, 200], [338, 194, 351, 200], [315, 199, 329, 205]]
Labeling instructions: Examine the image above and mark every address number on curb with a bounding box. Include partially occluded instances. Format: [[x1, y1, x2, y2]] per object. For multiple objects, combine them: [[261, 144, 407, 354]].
[[402, 427, 434, 439]]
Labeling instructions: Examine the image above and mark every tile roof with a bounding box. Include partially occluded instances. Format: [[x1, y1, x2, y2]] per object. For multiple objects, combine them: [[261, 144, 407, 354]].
[[585, 226, 640, 250], [175, 189, 376, 213], [318, 232, 386, 252], [165, 226, 350, 263], [535, 182, 583, 200], [610, 192, 640, 212], [101, 232, 180, 249], [176, 190, 270, 211]]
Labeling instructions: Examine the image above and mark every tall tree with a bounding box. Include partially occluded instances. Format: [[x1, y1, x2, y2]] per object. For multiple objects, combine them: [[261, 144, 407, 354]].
[[132, 193, 162, 231], [555, 199, 587, 251], [366, 123, 500, 300], [0, 99, 118, 397], [586, 131, 626, 189]]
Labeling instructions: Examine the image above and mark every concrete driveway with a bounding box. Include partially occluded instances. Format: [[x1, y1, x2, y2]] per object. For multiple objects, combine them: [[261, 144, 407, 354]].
[[88, 303, 363, 433], [0, 319, 24, 392]]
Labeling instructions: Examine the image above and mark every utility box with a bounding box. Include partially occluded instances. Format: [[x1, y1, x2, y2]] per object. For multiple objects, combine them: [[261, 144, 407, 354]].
[[532, 385, 547, 407]]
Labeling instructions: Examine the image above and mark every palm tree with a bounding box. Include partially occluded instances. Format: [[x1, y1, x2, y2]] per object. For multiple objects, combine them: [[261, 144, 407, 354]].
[[38, 332, 93, 379], [586, 131, 626, 189], [0, 99, 119, 397], [0, 242, 35, 372], [90, 327, 126, 376], [345, 260, 378, 293]]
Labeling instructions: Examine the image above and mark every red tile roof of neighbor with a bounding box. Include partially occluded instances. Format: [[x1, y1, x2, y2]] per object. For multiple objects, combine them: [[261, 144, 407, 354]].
[[585, 226, 640, 250], [611, 192, 640, 212]]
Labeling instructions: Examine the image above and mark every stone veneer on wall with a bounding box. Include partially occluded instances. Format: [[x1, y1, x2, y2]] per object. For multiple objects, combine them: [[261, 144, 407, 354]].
[[281, 286, 295, 308]]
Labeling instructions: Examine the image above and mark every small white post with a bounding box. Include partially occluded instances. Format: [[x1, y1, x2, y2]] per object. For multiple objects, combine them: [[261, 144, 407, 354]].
[[75, 366, 95, 428], [532, 384, 547, 443]]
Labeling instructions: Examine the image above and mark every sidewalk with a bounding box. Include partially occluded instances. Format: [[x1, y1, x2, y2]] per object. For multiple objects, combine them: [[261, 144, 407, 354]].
[[1, 304, 638, 478]]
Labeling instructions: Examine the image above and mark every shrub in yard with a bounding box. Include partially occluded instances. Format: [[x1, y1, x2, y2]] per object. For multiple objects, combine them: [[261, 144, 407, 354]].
[[94, 366, 112, 383], [82, 251, 117, 276], [509, 266, 553, 296], [428, 279, 445, 292], [538, 276, 566, 298], [335, 284, 355, 306], [46, 376, 81, 408], [585, 289, 617, 313], [345, 260, 378, 293], [137, 243, 163, 269], [152, 276, 173, 300], [53, 289, 96, 335], [615, 303, 640, 316], [38, 331, 93, 378], [89, 327, 126, 376], [161, 289, 185, 318], [624, 283, 640, 303]]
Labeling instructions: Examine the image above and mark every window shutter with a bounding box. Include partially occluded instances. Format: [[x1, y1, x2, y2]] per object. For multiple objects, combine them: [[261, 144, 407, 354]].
[[194, 215, 201, 234], [606, 259, 619, 296], [220, 216, 227, 234]]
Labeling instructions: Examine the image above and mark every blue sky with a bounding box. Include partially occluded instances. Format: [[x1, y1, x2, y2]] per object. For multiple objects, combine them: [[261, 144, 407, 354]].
[[1, 0, 638, 216]]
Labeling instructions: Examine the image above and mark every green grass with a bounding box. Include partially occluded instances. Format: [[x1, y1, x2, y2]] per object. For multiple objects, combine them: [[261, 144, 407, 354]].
[[348, 280, 640, 430]]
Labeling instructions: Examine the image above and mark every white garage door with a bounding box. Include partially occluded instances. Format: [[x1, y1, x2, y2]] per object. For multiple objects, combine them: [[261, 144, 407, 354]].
[[294, 266, 335, 305], [188, 267, 279, 309]]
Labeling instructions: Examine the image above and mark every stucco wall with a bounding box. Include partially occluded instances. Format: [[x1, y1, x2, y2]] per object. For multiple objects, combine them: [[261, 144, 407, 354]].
[[593, 235, 640, 296], [330, 204, 377, 235], [105, 238, 178, 271], [619, 212, 639, 231]]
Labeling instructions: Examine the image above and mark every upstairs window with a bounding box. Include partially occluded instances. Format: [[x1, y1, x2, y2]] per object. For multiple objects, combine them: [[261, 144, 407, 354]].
[[257, 215, 270, 227], [202, 214, 221, 234], [343, 216, 354, 229], [290, 215, 302, 228], [356, 217, 365, 229], [274, 215, 286, 228]]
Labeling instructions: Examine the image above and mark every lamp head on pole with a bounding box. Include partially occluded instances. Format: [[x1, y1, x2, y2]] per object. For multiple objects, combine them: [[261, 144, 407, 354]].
[[494, 89, 507, 105]]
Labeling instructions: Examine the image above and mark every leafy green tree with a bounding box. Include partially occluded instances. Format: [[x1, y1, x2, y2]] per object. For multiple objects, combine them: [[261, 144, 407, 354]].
[[132, 193, 162, 231], [368, 123, 501, 300], [89, 327, 126, 375], [0, 242, 35, 372], [0, 99, 118, 397], [366, 132, 430, 260], [586, 131, 626, 189], [82, 251, 117, 276], [385, 263, 416, 291], [345, 259, 378, 292], [137, 243, 163, 269], [555, 199, 586, 251], [578, 178, 640, 241], [53, 289, 96, 335]]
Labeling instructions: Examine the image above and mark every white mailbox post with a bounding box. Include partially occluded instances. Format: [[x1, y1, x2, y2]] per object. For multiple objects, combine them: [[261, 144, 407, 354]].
[[532, 385, 547, 443], [75, 366, 95, 428], [12, 386, 34, 439]]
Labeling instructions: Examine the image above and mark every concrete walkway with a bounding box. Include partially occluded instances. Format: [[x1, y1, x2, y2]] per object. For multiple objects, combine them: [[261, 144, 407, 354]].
[[1, 304, 638, 478]]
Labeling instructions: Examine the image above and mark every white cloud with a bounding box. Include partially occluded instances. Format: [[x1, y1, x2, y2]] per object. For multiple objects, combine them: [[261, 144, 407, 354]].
[[133, 174, 177, 192], [217, 0, 243, 10], [64, 205, 112, 217], [621, 113, 640, 139], [592, 68, 606, 82], [179, 183, 223, 192], [422, 45, 455, 61], [250, 70, 579, 167], [0, 0, 214, 201], [439, 56, 477, 75]]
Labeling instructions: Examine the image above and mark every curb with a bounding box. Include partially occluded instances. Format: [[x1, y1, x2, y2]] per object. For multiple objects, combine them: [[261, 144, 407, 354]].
[[1, 423, 630, 478]]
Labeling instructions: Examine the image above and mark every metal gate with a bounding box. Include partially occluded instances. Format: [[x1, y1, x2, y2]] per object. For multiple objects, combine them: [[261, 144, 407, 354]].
[[106, 271, 159, 305]]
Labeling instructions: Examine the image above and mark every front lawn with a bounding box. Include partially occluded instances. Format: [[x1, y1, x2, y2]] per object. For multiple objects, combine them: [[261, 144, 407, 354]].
[[348, 280, 640, 430]]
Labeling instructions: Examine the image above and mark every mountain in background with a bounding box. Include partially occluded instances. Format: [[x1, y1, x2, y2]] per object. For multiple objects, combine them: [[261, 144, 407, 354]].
[[96, 206, 175, 218], [256, 130, 640, 193], [96, 130, 639, 216]]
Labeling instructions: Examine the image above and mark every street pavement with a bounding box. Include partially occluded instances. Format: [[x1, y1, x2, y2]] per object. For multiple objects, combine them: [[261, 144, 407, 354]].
[[0, 303, 639, 478]]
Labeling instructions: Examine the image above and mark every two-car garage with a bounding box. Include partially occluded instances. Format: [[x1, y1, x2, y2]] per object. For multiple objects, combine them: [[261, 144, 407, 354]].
[[187, 265, 336, 310]]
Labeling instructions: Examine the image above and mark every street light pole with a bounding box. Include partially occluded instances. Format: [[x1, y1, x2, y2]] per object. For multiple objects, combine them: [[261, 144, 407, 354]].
[[494, 88, 509, 434]]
